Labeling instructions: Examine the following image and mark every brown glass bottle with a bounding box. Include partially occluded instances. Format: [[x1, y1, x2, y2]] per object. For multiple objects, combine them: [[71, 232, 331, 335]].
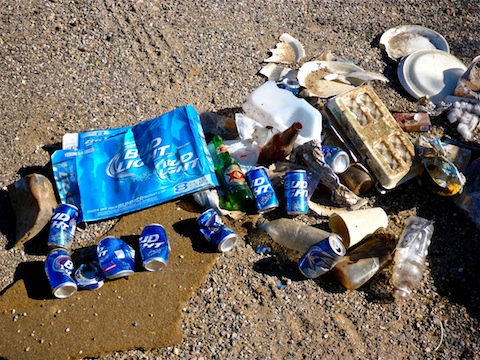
[[257, 122, 302, 166]]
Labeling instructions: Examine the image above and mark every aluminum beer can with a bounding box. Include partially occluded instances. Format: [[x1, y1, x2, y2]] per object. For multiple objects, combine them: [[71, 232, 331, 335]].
[[139, 224, 171, 271], [74, 261, 105, 290], [278, 78, 300, 95], [196, 208, 238, 252], [47, 203, 79, 249], [45, 248, 77, 298], [246, 167, 279, 213], [97, 236, 136, 279], [321, 146, 350, 174], [284, 170, 309, 215], [298, 234, 346, 279]]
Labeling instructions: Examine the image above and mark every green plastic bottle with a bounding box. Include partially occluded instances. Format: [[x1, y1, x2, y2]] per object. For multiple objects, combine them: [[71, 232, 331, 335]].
[[212, 135, 254, 211]]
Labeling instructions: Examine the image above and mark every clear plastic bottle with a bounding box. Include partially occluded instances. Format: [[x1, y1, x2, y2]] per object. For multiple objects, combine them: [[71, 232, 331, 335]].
[[257, 217, 332, 254], [332, 237, 393, 290], [391, 216, 434, 300]]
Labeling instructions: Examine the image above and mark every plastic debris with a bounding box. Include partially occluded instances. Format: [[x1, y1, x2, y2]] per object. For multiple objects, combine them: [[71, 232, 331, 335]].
[[415, 136, 466, 196]]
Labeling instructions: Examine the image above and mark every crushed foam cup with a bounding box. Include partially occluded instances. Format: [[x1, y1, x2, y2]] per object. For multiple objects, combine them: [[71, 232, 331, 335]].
[[329, 207, 389, 248]]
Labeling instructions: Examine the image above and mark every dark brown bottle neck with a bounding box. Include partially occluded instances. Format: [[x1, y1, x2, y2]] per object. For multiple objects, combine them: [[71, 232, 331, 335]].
[[278, 122, 302, 145]]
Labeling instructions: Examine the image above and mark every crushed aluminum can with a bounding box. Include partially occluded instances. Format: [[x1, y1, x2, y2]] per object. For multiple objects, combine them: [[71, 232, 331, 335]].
[[196, 208, 238, 252], [47, 203, 79, 250], [139, 224, 171, 271], [298, 234, 346, 279], [278, 78, 300, 95], [321, 146, 350, 174], [284, 170, 309, 215], [45, 248, 77, 298], [97, 236, 136, 280], [74, 261, 105, 290]]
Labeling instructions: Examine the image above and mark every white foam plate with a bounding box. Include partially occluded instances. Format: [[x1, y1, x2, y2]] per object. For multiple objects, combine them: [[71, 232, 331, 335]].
[[398, 49, 467, 105], [380, 25, 450, 61]]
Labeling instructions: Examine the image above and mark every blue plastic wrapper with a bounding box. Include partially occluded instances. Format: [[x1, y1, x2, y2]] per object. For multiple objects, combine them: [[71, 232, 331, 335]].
[[51, 105, 218, 222]]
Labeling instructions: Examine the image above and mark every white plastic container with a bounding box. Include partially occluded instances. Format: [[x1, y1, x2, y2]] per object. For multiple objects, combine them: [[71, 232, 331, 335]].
[[243, 81, 322, 145]]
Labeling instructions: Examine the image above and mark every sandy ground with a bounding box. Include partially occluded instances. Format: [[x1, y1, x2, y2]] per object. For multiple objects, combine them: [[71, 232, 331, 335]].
[[1, 1, 480, 359]]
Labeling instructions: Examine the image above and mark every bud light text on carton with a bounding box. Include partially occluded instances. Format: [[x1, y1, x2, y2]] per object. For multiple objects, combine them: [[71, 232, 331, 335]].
[[284, 170, 309, 215], [51, 105, 218, 222]]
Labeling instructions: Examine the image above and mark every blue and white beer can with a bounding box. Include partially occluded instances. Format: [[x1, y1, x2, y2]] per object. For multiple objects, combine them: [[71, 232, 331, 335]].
[[246, 167, 279, 213], [97, 236, 136, 279], [74, 261, 105, 290], [47, 203, 79, 249], [284, 170, 309, 215], [139, 224, 171, 271], [298, 234, 346, 279], [196, 208, 238, 252], [321, 146, 350, 174], [45, 248, 78, 298]]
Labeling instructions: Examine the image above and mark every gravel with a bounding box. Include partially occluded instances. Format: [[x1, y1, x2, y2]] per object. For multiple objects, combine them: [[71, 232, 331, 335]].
[[1, 1, 479, 359]]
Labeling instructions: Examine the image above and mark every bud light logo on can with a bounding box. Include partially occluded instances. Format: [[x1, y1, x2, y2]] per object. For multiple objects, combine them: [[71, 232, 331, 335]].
[[284, 170, 309, 215], [139, 224, 171, 272], [196, 209, 238, 252], [47, 204, 79, 249], [246, 167, 279, 213], [97, 236, 136, 280], [298, 234, 346, 279], [74, 261, 105, 290], [45, 248, 78, 298]]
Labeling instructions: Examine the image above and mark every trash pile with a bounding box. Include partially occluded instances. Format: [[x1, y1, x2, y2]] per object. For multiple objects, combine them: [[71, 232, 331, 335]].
[[6, 28, 480, 302]]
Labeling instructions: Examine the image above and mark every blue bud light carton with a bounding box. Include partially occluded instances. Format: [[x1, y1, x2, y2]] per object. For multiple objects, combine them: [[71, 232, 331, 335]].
[[45, 248, 78, 298], [196, 208, 238, 252], [246, 167, 279, 213], [139, 224, 171, 271], [284, 170, 309, 215], [97, 236, 136, 279], [47, 204, 79, 249], [298, 234, 346, 279], [51, 105, 218, 222], [74, 261, 105, 290]]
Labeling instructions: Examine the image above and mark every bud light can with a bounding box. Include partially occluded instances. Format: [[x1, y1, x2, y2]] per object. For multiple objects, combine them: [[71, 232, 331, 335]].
[[74, 261, 105, 290], [196, 208, 238, 252], [45, 248, 77, 298], [139, 224, 171, 271], [97, 236, 136, 279], [298, 234, 346, 279], [284, 170, 309, 215], [321, 146, 350, 174], [47, 203, 79, 249], [246, 167, 279, 213]]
